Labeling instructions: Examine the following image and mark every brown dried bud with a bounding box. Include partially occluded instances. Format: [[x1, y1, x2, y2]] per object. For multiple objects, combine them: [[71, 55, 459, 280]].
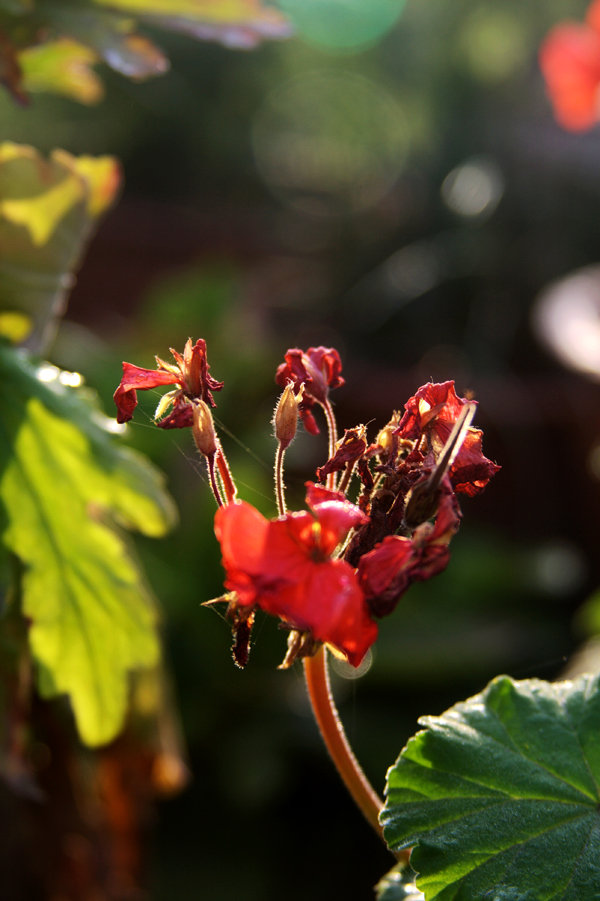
[[192, 400, 217, 458], [273, 382, 303, 450]]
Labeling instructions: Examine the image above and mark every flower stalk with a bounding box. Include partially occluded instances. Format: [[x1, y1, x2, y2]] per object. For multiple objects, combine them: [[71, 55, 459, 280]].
[[303, 646, 384, 839], [274, 442, 287, 516]]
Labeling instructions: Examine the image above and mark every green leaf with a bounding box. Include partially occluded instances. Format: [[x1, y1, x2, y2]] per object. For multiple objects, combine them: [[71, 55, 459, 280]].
[[0, 0, 292, 105], [19, 38, 104, 103], [381, 675, 600, 901], [91, 0, 293, 48], [0, 344, 177, 745], [38, 6, 169, 80], [0, 143, 120, 352]]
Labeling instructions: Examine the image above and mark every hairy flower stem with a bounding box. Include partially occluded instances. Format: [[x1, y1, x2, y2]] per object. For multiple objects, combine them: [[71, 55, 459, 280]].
[[206, 453, 225, 507], [320, 399, 338, 492], [274, 442, 287, 516], [303, 646, 385, 841], [215, 443, 237, 504]]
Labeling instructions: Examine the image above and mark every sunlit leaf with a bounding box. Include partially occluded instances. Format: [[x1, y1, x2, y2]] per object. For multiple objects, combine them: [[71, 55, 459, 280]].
[[40, 6, 169, 80], [19, 38, 103, 103], [0, 143, 120, 352], [0, 0, 292, 105], [382, 674, 600, 900], [93, 0, 293, 47], [0, 344, 177, 745], [0, 311, 32, 343]]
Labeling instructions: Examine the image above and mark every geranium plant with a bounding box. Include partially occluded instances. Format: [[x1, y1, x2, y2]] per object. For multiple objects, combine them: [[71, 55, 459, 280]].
[[2, 2, 600, 897], [114, 339, 600, 899]]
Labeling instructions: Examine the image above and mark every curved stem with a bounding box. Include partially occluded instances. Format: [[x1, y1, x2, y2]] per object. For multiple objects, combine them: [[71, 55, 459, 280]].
[[303, 646, 384, 840]]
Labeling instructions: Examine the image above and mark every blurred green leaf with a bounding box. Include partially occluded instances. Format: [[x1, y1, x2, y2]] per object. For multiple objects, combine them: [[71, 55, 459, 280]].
[[382, 674, 600, 900], [0, 0, 292, 104], [0, 343, 177, 745], [0, 142, 120, 352], [19, 38, 103, 102], [38, 6, 169, 81]]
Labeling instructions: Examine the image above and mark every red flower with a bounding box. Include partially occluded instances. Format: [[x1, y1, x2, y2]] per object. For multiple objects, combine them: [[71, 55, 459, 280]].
[[214, 483, 377, 666], [396, 381, 499, 496], [539, 23, 600, 131], [275, 347, 344, 435], [358, 484, 461, 617], [114, 337, 223, 428]]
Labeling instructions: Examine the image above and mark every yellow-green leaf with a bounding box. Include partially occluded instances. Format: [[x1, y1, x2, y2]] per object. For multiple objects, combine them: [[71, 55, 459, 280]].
[[0, 345, 177, 746], [19, 38, 103, 104], [0, 143, 120, 352]]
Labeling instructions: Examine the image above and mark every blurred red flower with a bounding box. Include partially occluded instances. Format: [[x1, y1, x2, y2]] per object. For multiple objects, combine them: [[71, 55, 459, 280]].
[[539, 22, 600, 131]]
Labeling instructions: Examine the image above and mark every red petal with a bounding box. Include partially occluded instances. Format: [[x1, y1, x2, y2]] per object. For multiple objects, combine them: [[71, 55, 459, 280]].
[[214, 502, 272, 605], [276, 346, 344, 406], [397, 381, 467, 445], [358, 535, 414, 601], [259, 561, 376, 667], [182, 338, 224, 407], [449, 429, 501, 496], [305, 483, 368, 556], [156, 399, 194, 429], [113, 362, 179, 423], [588, 1, 600, 33]]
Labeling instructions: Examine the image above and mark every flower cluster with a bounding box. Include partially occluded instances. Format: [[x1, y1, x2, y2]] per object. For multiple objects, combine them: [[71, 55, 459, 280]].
[[115, 342, 499, 669], [540, 1, 600, 131]]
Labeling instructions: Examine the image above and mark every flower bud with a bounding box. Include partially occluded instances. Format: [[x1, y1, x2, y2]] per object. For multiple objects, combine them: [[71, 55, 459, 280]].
[[192, 400, 217, 458], [274, 382, 303, 450]]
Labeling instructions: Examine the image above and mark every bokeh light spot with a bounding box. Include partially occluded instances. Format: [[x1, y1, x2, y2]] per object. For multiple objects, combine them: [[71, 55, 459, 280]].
[[276, 0, 405, 51], [459, 8, 529, 83], [533, 266, 600, 380], [442, 157, 504, 219], [530, 542, 587, 598], [252, 71, 408, 216], [330, 647, 373, 679]]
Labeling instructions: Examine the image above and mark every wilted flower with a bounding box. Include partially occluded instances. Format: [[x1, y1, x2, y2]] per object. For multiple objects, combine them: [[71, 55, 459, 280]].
[[396, 381, 500, 496], [114, 337, 223, 428], [275, 346, 344, 434]]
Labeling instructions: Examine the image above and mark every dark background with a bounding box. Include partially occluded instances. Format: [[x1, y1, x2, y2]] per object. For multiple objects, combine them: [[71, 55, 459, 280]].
[[3, 1, 600, 897]]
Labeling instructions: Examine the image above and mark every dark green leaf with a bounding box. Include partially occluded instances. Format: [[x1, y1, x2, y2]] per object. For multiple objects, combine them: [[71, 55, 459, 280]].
[[0, 344, 177, 745], [381, 674, 600, 900]]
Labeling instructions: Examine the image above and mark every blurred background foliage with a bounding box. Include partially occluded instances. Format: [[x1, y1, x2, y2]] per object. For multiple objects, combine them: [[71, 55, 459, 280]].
[[4, 0, 600, 898]]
